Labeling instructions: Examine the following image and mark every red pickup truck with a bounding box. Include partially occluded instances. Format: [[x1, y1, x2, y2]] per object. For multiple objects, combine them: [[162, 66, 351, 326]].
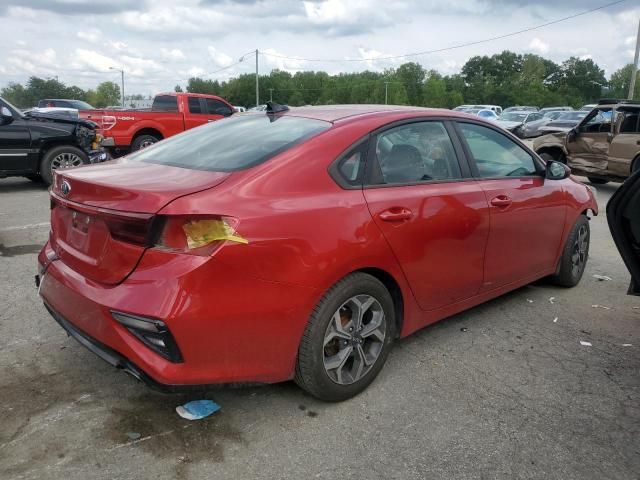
[[80, 93, 234, 154]]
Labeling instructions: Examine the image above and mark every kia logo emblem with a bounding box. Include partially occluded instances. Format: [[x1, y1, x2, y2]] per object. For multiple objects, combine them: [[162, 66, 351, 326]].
[[61, 181, 71, 196]]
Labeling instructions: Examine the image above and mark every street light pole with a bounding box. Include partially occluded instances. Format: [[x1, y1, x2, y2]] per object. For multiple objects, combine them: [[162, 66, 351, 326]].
[[629, 18, 640, 100], [109, 67, 125, 108], [239, 49, 260, 108]]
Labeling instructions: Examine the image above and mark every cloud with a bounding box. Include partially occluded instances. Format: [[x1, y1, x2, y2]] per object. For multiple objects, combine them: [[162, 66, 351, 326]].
[[529, 37, 550, 54], [77, 29, 101, 43], [208, 47, 233, 67], [1, 0, 144, 15], [160, 48, 187, 61]]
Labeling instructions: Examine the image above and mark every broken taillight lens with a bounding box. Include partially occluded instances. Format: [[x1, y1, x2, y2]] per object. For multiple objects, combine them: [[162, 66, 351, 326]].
[[150, 216, 248, 256]]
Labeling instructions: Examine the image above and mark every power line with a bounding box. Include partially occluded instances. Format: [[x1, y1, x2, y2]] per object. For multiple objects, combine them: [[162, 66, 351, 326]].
[[260, 0, 627, 63]]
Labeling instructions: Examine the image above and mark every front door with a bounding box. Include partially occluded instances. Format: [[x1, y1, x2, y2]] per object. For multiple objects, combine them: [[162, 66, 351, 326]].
[[566, 106, 613, 176], [455, 121, 566, 291], [363, 120, 490, 311], [0, 103, 31, 172]]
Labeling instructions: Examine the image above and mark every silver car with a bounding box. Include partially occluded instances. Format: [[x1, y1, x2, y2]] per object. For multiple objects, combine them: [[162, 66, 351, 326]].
[[496, 111, 550, 138]]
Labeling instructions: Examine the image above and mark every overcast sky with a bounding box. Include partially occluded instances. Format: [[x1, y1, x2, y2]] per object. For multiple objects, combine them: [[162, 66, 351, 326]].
[[0, 0, 638, 95]]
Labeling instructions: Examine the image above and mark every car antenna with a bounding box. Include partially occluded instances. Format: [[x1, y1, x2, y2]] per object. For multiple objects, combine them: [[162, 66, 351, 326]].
[[265, 101, 289, 114]]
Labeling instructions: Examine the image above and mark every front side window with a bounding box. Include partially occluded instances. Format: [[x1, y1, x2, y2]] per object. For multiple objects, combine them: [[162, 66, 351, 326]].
[[372, 121, 461, 184], [580, 107, 612, 133], [206, 99, 233, 116], [128, 114, 330, 172], [458, 122, 537, 178]]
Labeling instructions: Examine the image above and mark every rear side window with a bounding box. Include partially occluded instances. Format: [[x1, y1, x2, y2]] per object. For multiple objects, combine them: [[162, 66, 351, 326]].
[[206, 99, 233, 116], [371, 121, 461, 185], [152, 95, 178, 112], [188, 97, 203, 114], [128, 115, 330, 172], [458, 122, 537, 178], [619, 109, 640, 134]]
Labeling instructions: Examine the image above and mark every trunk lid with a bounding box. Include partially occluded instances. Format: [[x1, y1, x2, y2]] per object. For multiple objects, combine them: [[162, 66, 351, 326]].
[[50, 159, 230, 284]]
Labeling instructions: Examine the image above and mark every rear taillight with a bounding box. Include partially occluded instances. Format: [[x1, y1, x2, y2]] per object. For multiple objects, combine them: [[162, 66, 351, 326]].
[[102, 212, 150, 246], [150, 215, 248, 256], [101, 115, 116, 131]]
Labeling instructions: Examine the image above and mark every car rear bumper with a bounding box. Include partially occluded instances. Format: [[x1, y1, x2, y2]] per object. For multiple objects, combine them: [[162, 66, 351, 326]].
[[37, 240, 318, 388]]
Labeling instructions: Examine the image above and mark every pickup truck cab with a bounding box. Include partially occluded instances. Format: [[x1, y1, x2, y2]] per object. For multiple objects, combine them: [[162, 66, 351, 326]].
[[80, 93, 234, 154]]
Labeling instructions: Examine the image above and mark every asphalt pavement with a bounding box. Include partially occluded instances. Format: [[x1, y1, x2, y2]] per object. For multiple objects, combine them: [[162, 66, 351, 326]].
[[0, 176, 638, 480]]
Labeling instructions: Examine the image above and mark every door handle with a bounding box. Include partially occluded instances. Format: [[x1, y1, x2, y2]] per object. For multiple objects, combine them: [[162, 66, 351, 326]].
[[379, 208, 413, 222], [490, 195, 512, 208]]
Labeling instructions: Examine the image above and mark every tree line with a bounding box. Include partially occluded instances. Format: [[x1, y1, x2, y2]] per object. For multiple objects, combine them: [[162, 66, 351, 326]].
[[2, 50, 638, 110]]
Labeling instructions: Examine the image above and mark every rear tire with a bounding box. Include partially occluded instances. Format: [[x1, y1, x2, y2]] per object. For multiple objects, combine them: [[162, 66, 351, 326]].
[[549, 215, 590, 287], [131, 134, 160, 151], [587, 177, 609, 185], [295, 273, 396, 402], [40, 145, 88, 186]]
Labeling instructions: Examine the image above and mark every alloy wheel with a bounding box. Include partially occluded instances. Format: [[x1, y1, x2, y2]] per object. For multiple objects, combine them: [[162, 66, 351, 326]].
[[322, 294, 386, 385], [51, 152, 82, 171], [571, 224, 588, 277]]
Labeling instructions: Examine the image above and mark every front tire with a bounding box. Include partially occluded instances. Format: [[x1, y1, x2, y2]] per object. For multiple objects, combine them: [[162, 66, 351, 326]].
[[549, 215, 590, 287], [295, 273, 396, 402], [40, 145, 88, 186]]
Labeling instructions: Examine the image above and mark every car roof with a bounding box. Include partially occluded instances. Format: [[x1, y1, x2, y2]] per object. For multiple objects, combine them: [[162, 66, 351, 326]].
[[270, 104, 452, 123]]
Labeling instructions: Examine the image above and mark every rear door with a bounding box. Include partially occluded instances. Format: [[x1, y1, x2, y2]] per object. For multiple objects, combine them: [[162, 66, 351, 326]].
[[0, 101, 32, 172], [608, 108, 640, 178], [455, 121, 566, 291], [363, 120, 490, 311], [184, 96, 215, 130], [566, 107, 613, 175]]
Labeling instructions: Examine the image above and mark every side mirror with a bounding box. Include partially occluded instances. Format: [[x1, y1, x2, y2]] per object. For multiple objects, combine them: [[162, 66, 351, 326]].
[[545, 160, 570, 180], [0, 106, 13, 126]]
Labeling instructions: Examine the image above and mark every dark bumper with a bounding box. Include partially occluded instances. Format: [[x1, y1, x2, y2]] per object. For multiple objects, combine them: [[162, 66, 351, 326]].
[[44, 302, 210, 393]]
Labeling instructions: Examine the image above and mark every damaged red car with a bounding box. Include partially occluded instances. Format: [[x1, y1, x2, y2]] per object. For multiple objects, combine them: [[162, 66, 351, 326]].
[[38, 104, 598, 401]]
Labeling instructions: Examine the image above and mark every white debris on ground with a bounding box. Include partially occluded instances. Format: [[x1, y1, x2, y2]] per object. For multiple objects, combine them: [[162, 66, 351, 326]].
[[593, 274, 612, 281], [580, 341, 592, 347]]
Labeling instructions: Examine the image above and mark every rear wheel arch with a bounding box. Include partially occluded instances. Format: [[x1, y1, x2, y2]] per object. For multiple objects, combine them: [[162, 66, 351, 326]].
[[356, 267, 404, 338]]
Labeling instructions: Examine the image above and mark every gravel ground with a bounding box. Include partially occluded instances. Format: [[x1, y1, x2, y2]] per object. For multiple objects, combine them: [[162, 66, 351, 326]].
[[0, 176, 638, 480]]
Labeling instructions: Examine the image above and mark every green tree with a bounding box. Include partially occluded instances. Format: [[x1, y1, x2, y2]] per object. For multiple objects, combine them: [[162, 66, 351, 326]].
[[395, 62, 425, 106], [87, 81, 121, 107], [608, 64, 640, 100]]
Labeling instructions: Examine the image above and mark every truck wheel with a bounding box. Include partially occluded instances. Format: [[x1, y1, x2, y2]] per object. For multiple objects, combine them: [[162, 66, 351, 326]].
[[131, 134, 160, 151], [40, 145, 88, 186], [587, 177, 609, 185]]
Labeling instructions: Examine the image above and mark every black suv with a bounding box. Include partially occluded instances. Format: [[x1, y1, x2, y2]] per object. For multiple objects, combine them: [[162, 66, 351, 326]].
[[0, 97, 106, 185]]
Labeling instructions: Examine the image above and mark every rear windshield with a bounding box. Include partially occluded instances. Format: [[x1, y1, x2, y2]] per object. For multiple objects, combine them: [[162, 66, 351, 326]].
[[152, 95, 179, 112], [127, 114, 331, 172]]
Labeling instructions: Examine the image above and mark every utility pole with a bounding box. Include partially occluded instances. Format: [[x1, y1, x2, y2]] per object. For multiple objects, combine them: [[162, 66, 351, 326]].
[[384, 81, 390, 105], [268, 88, 274, 102], [255, 49, 259, 108], [629, 18, 640, 100], [239, 49, 260, 107], [109, 67, 125, 107]]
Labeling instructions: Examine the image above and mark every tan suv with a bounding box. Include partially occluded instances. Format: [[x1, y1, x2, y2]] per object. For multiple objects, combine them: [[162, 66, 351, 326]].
[[533, 100, 640, 184]]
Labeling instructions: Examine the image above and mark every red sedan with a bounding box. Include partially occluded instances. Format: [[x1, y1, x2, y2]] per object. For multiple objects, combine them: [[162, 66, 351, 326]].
[[37, 104, 598, 401]]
